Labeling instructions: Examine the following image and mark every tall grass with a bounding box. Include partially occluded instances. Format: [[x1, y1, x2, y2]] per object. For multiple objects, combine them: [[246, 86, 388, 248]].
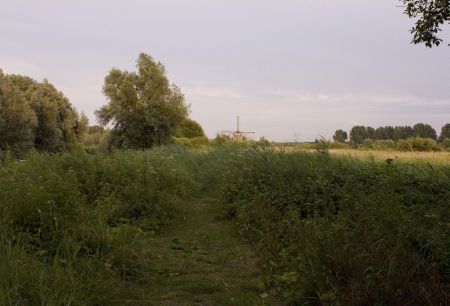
[[0, 147, 196, 305], [0, 145, 448, 304], [329, 149, 450, 164], [198, 145, 450, 304]]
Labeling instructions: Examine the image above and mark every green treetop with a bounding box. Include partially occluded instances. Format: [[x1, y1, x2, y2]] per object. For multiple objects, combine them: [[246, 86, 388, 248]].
[[96, 53, 189, 149]]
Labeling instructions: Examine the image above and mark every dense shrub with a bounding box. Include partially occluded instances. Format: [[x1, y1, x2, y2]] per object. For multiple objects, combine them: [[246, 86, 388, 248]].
[[328, 141, 350, 149], [82, 125, 110, 152], [356, 138, 441, 151], [397, 137, 440, 151], [175, 118, 206, 138], [0, 72, 88, 157], [296, 142, 317, 150], [442, 138, 450, 150], [1, 145, 448, 304], [0, 147, 195, 304], [201, 146, 450, 305], [173, 136, 209, 148], [255, 137, 272, 147], [362, 139, 396, 150], [210, 134, 234, 146]]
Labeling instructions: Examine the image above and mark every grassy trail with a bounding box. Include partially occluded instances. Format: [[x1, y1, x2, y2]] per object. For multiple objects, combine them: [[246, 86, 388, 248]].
[[143, 196, 274, 305]]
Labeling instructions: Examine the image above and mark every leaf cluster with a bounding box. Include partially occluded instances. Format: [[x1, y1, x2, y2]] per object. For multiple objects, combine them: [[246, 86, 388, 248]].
[[96, 53, 189, 149], [0, 71, 87, 156], [401, 0, 450, 47]]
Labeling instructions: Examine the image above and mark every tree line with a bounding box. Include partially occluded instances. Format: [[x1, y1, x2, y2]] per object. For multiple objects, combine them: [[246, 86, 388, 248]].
[[0, 69, 88, 156], [0, 53, 205, 157], [2, 52, 448, 155], [333, 123, 450, 145]]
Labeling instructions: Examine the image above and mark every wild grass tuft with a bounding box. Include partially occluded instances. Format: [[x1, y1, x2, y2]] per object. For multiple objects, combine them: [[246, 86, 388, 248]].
[[200, 145, 450, 304]]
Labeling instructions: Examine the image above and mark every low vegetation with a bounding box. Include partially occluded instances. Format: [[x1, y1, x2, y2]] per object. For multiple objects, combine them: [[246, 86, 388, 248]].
[[296, 136, 450, 152], [202, 145, 450, 304], [0, 143, 449, 305], [0, 147, 196, 305]]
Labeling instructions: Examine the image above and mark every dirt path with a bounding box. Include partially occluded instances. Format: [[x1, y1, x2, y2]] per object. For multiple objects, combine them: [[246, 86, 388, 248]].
[[143, 196, 275, 305]]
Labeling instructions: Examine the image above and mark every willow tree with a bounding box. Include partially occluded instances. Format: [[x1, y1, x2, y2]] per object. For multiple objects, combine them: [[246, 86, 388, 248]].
[[96, 53, 189, 149], [0, 71, 37, 154], [0, 69, 88, 155]]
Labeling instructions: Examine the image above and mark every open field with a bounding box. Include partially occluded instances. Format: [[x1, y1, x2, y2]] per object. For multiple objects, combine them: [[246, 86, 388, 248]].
[[329, 149, 450, 163], [274, 145, 450, 164]]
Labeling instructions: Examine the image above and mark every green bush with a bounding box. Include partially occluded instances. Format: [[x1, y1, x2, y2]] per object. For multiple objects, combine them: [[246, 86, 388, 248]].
[[173, 136, 209, 148], [190, 136, 210, 148], [329, 141, 350, 149], [362, 139, 396, 150], [296, 142, 316, 150], [397, 137, 440, 151], [256, 137, 271, 147], [362, 138, 375, 148], [442, 138, 450, 150], [0, 148, 195, 304], [359, 137, 441, 152], [211, 134, 231, 146], [1, 145, 448, 304], [82, 126, 110, 152], [201, 146, 450, 304]]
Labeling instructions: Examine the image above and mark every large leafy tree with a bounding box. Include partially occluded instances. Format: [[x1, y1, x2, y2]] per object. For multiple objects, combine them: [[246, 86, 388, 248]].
[[393, 126, 415, 140], [332, 129, 348, 143], [401, 0, 449, 47], [96, 53, 189, 149], [0, 70, 86, 155], [374, 127, 386, 140], [413, 123, 437, 139], [0, 71, 37, 154], [349, 126, 368, 145], [438, 123, 450, 142], [367, 126, 376, 140], [374, 126, 395, 140]]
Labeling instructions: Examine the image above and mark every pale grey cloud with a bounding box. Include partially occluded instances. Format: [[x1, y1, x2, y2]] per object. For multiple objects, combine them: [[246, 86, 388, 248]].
[[1, 59, 43, 78], [0, 0, 448, 141], [184, 86, 244, 99]]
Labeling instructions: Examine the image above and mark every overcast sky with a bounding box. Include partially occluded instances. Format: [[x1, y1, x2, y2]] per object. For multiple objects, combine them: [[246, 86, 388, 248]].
[[1, 0, 449, 141]]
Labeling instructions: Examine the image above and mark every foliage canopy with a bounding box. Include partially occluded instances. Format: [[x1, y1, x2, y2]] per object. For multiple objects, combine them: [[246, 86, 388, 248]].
[[439, 123, 450, 141], [413, 122, 437, 139], [175, 118, 205, 139], [0, 69, 87, 156], [401, 0, 449, 47], [333, 129, 348, 143], [96, 53, 189, 149]]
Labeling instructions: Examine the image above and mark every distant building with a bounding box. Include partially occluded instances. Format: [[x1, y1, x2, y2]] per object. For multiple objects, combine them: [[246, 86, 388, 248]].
[[221, 116, 255, 142]]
